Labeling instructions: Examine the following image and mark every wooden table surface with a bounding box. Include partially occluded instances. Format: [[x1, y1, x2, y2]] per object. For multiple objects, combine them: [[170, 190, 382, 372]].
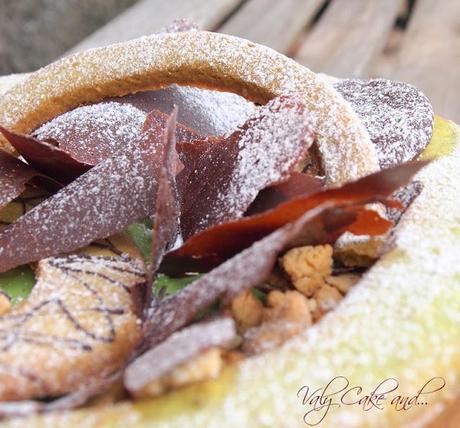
[[62, 0, 459, 123]]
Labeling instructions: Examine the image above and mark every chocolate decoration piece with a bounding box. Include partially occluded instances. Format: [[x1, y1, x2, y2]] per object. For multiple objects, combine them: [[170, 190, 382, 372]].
[[148, 108, 182, 288], [0, 150, 47, 210], [176, 139, 214, 197], [33, 104, 204, 167], [147, 204, 362, 346], [125, 317, 236, 394], [32, 89, 252, 165], [114, 87, 256, 138], [387, 181, 424, 224], [335, 78, 434, 168], [162, 161, 427, 275], [141, 108, 205, 144], [0, 115, 171, 273], [245, 172, 324, 216], [32, 102, 146, 166], [0, 126, 91, 184], [180, 94, 314, 239]]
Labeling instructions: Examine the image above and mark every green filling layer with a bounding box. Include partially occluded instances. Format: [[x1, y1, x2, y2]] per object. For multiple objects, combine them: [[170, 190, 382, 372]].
[[0, 265, 35, 305]]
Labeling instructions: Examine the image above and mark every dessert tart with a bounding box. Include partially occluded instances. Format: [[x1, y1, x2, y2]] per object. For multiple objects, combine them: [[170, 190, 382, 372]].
[[0, 26, 458, 428]]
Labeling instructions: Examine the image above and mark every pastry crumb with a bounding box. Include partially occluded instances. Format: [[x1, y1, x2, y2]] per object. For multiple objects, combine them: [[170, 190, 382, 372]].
[[264, 290, 311, 324], [242, 290, 311, 355], [312, 284, 343, 320], [280, 245, 333, 296], [232, 289, 263, 331]]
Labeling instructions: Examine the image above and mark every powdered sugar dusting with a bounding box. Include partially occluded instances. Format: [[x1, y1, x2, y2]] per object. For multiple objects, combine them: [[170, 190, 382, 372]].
[[147, 124, 460, 428], [222, 95, 313, 218], [335, 78, 434, 168], [180, 95, 313, 237], [0, 151, 38, 209], [33, 102, 146, 165], [115, 86, 256, 137], [160, 85, 256, 137], [33, 87, 255, 159], [0, 123, 166, 272]]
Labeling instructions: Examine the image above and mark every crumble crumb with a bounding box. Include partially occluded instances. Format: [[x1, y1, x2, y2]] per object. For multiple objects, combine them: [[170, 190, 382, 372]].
[[231, 289, 263, 331], [263, 290, 311, 324], [312, 284, 343, 321], [280, 245, 333, 296], [242, 290, 311, 355]]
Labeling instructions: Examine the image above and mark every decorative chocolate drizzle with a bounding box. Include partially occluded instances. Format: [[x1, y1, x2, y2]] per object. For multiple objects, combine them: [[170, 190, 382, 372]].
[[0, 254, 145, 401]]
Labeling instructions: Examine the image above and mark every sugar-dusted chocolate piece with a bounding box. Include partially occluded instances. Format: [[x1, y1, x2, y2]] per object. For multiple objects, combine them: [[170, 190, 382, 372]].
[[387, 181, 424, 224], [180, 94, 314, 239], [33, 104, 204, 167], [0, 126, 91, 184], [141, 108, 205, 143], [125, 317, 236, 394], [0, 150, 48, 210], [176, 139, 213, 196], [148, 109, 182, 288], [245, 172, 324, 216], [335, 78, 434, 168], [0, 115, 170, 273], [162, 161, 427, 275]]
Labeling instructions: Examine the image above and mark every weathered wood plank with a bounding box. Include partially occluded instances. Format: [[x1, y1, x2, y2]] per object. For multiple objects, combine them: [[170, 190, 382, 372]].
[[295, 0, 402, 77], [379, 0, 460, 122], [66, 0, 242, 54], [218, 0, 325, 53]]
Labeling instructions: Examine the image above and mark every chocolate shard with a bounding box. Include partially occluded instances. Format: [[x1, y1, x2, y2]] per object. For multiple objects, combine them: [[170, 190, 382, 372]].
[[180, 94, 315, 240], [148, 108, 182, 287], [176, 139, 214, 196], [161, 161, 428, 275], [0, 115, 172, 273], [146, 203, 365, 346], [141, 108, 206, 144], [0, 126, 91, 184], [0, 150, 46, 210], [387, 180, 424, 224], [33, 105, 205, 168], [32, 102, 147, 166], [245, 172, 324, 216], [124, 316, 236, 394], [335, 78, 434, 168], [106, 87, 256, 138]]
